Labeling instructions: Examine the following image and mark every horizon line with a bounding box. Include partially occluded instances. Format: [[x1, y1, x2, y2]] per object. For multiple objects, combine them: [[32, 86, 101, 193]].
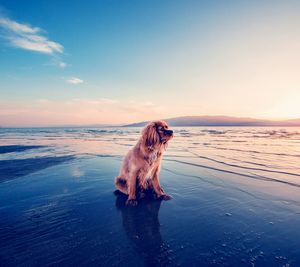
[[1, 115, 300, 128]]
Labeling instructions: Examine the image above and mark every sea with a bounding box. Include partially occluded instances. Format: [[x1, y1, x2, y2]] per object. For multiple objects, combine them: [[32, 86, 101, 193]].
[[0, 127, 300, 266]]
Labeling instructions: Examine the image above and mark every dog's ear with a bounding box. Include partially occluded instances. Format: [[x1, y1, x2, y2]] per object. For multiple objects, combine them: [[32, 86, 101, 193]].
[[142, 122, 159, 147]]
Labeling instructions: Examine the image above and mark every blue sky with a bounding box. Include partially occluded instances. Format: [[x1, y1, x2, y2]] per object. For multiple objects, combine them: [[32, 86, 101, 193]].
[[0, 0, 300, 126]]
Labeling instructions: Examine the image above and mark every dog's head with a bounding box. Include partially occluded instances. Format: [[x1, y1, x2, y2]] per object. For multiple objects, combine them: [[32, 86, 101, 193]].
[[142, 120, 173, 148]]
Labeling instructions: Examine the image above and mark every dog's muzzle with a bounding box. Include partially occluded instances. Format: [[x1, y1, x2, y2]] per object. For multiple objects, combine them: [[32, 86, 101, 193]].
[[164, 129, 173, 136]]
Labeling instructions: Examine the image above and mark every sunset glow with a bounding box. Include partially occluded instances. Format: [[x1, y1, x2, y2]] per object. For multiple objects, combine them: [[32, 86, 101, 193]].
[[0, 1, 299, 126]]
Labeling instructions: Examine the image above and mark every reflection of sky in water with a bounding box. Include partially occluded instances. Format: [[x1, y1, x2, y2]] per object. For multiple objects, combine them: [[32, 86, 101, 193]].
[[0, 127, 300, 266], [1, 127, 299, 185]]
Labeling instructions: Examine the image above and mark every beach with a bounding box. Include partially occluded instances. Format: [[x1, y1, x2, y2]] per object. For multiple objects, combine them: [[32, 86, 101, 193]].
[[0, 127, 300, 266]]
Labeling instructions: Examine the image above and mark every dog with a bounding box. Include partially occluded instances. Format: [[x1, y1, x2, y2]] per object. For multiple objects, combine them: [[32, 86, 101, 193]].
[[115, 120, 173, 206]]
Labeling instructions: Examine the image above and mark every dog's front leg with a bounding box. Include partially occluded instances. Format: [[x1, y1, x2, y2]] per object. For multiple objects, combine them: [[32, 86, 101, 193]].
[[126, 172, 138, 206], [138, 171, 150, 199], [152, 167, 172, 201]]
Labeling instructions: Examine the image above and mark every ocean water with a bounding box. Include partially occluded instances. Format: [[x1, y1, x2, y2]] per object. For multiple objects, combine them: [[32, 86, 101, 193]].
[[0, 127, 300, 266]]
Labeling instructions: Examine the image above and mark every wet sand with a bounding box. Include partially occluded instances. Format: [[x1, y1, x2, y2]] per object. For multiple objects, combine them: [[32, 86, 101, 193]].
[[0, 127, 300, 266]]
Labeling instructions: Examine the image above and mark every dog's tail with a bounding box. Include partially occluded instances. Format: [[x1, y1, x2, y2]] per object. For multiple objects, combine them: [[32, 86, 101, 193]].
[[115, 176, 128, 195]]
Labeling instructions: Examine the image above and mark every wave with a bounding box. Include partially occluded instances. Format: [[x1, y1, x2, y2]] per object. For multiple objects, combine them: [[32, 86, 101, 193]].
[[0, 145, 45, 154], [188, 151, 300, 177], [201, 129, 228, 135], [164, 158, 300, 189], [202, 144, 300, 158]]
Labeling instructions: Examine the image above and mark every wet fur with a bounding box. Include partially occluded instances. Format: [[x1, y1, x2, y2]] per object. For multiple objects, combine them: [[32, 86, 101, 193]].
[[115, 121, 173, 206]]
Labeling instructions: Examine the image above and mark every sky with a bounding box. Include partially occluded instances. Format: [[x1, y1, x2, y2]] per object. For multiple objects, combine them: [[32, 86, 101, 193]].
[[0, 0, 300, 126]]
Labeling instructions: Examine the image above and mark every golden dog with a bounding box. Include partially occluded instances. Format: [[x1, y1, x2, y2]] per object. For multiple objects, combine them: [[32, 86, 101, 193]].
[[115, 121, 173, 206]]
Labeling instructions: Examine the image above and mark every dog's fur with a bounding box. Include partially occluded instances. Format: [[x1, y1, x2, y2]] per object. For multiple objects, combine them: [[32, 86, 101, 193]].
[[115, 121, 173, 206]]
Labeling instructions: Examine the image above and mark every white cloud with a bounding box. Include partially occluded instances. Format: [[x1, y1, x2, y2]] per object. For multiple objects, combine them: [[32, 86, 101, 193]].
[[0, 17, 63, 54], [0, 17, 39, 34], [49, 58, 67, 68], [58, 61, 67, 68], [66, 77, 84, 84]]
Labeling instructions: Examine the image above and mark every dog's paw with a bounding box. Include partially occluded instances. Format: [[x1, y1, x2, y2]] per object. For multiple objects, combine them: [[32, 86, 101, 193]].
[[139, 182, 148, 191], [160, 194, 172, 201], [126, 199, 138, 206], [138, 192, 146, 199]]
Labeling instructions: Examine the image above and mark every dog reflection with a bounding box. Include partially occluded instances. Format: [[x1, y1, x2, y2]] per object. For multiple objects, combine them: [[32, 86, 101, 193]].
[[115, 192, 171, 266]]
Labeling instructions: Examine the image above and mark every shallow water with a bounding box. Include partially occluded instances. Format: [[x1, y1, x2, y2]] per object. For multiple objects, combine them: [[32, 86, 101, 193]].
[[0, 127, 300, 266]]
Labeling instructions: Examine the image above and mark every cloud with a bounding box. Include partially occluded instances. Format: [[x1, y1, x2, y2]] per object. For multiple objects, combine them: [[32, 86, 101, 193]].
[[48, 58, 67, 68], [66, 77, 84, 84], [0, 17, 39, 33], [58, 61, 67, 68], [0, 17, 63, 54]]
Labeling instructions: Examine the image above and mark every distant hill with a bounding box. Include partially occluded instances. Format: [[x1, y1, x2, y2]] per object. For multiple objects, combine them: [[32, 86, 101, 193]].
[[124, 116, 300, 127], [283, 119, 300, 125]]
